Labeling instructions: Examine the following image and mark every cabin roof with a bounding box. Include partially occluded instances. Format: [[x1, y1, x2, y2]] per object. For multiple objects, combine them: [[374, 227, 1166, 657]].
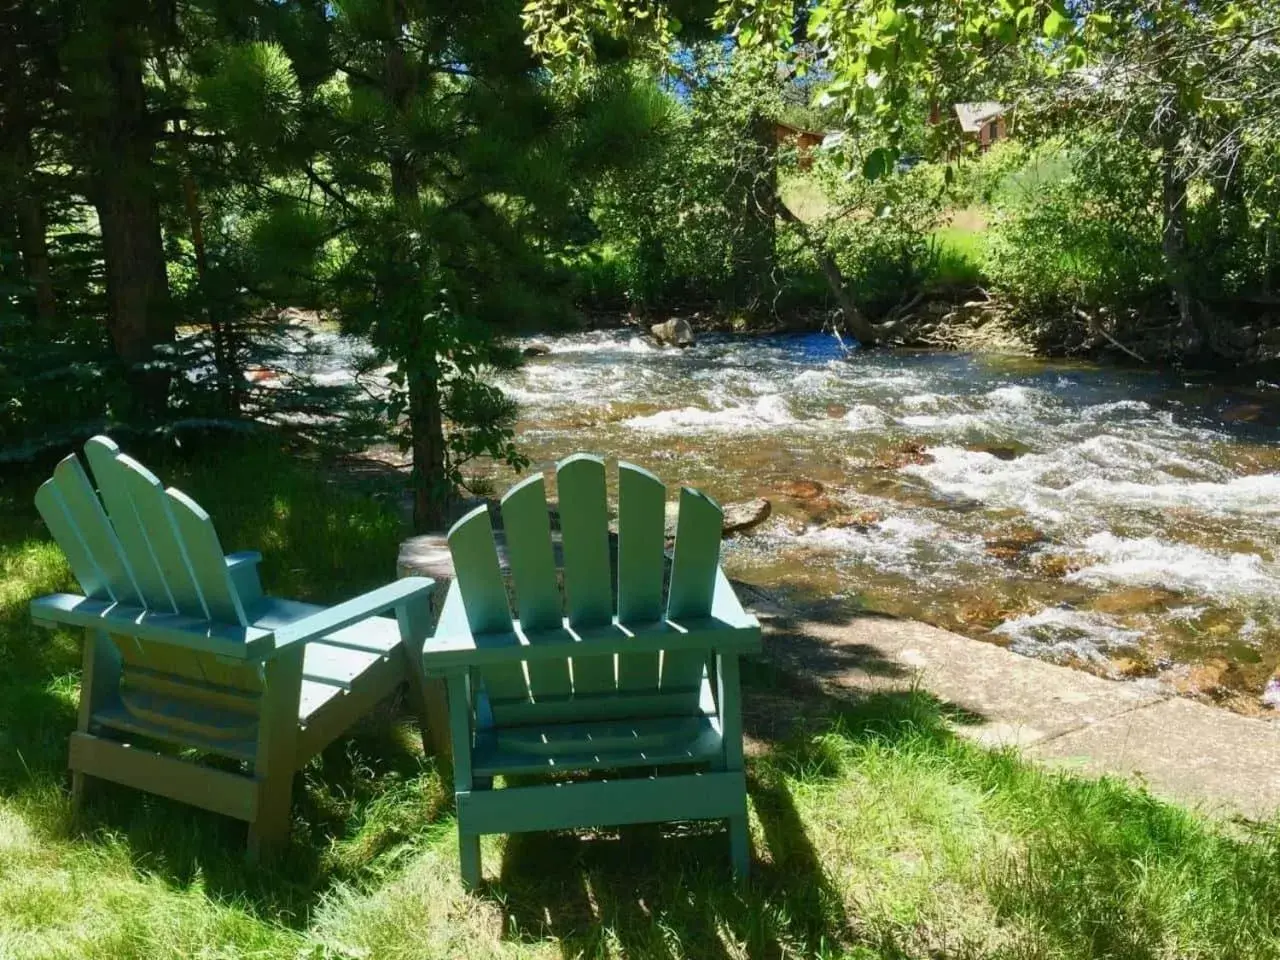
[[953, 101, 1007, 133]]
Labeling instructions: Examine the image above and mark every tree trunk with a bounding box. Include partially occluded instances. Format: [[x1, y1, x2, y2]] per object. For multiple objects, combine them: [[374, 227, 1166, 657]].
[[408, 367, 447, 532], [86, 17, 173, 418], [384, 18, 447, 532], [1159, 125, 1198, 352], [13, 136, 57, 330], [732, 112, 777, 317], [776, 197, 884, 345]]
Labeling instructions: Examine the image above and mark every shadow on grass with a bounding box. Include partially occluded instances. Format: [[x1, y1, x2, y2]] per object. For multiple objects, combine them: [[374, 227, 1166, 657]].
[[489, 675, 983, 960]]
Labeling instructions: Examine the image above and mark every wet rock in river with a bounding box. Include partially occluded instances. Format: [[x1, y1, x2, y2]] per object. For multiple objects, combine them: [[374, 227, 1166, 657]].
[[1091, 587, 1180, 615], [1162, 658, 1237, 700], [1032, 552, 1089, 578], [872, 440, 935, 469], [722, 498, 772, 536], [774, 479, 825, 500], [522, 341, 552, 357], [983, 524, 1048, 561], [824, 403, 848, 419], [650, 317, 695, 347], [823, 509, 882, 531], [967, 441, 1031, 461], [1109, 655, 1156, 679]]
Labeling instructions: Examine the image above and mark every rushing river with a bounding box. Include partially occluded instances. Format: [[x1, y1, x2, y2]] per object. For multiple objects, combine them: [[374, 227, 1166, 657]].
[[484, 329, 1280, 713]]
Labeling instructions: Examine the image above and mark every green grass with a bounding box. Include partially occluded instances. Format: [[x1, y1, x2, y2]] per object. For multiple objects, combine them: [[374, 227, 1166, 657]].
[[930, 213, 990, 289], [2, 438, 1280, 958]]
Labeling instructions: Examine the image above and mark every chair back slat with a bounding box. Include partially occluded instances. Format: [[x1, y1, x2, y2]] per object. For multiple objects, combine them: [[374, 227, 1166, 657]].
[[34, 477, 112, 601], [662, 488, 723, 695], [556, 455, 613, 627], [615, 462, 665, 691], [448, 506, 528, 707], [500, 473, 571, 700], [555, 455, 616, 696], [83, 438, 176, 613], [47, 454, 141, 606], [165, 488, 247, 625], [118, 458, 209, 618]]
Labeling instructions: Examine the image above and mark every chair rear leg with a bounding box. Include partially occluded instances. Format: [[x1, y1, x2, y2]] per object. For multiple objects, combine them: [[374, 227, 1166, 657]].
[[248, 774, 295, 862], [728, 810, 750, 880], [70, 771, 91, 815], [459, 827, 482, 890]]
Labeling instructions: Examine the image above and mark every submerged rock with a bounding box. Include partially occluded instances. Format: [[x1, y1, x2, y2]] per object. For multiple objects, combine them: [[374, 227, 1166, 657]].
[[774, 479, 825, 500], [967, 442, 1031, 461], [983, 524, 1048, 561], [872, 440, 934, 469], [722, 498, 772, 536], [1091, 587, 1180, 615], [651, 317, 695, 347], [824, 509, 882, 531]]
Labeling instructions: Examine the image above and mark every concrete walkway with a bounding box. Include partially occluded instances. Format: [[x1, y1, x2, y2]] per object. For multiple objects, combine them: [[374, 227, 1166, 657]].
[[759, 608, 1280, 820]]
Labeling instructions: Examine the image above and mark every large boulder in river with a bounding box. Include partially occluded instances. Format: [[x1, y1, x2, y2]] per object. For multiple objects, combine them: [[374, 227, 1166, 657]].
[[662, 497, 771, 537], [522, 341, 552, 357], [722, 498, 772, 536], [651, 317, 695, 347]]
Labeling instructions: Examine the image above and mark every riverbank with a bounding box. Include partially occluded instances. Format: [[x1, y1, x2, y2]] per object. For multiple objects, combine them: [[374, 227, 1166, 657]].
[[612, 296, 1280, 370], [750, 588, 1280, 819]]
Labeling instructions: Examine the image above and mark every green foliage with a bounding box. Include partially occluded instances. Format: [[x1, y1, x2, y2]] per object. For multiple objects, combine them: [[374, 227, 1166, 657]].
[[195, 42, 302, 161], [806, 156, 949, 311]]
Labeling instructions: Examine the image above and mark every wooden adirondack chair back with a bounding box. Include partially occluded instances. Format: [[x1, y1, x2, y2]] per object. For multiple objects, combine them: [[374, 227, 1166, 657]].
[[34, 437, 262, 746], [448, 454, 724, 726]]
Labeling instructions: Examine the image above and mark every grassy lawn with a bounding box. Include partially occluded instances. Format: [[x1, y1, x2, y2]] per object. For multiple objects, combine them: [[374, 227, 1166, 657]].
[[2, 438, 1279, 959]]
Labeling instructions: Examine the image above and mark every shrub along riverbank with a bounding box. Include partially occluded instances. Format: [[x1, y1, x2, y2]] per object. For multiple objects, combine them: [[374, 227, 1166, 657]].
[[2, 437, 1279, 958]]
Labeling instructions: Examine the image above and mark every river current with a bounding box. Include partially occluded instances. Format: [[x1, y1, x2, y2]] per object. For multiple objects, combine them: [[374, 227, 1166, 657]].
[[492, 330, 1280, 712], [306, 326, 1280, 709]]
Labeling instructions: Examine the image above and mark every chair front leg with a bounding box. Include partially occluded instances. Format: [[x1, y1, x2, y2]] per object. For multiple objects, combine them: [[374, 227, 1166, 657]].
[[716, 651, 751, 880], [248, 644, 304, 861], [445, 671, 482, 889], [396, 592, 450, 758]]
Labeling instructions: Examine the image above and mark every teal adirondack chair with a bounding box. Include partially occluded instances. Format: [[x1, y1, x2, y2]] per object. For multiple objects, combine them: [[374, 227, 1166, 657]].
[[29, 436, 439, 857], [422, 454, 761, 887]]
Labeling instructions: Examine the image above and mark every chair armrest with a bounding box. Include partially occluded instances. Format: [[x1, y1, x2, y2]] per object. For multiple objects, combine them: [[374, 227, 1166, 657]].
[[30, 593, 276, 659], [225, 550, 263, 569], [272, 577, 435, 650], [712, 568, 760, 630], [422, 580, 759, 675], [225, 551, 264, 606]]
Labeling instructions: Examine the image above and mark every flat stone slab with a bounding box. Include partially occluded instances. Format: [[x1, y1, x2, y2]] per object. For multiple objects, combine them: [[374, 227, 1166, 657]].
[[1030, 696, 1280, 819], [765, 614, 1167, 745], [757, 610, 1279, 819]]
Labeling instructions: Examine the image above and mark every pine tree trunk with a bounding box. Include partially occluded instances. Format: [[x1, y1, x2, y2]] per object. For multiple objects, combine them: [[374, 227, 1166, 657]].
[[408, 367, 447, 532], [13, 137, 57, 330], [384, 22, 448, 532], [86, 18, 173, 418], [1, 49, 57, 330]]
